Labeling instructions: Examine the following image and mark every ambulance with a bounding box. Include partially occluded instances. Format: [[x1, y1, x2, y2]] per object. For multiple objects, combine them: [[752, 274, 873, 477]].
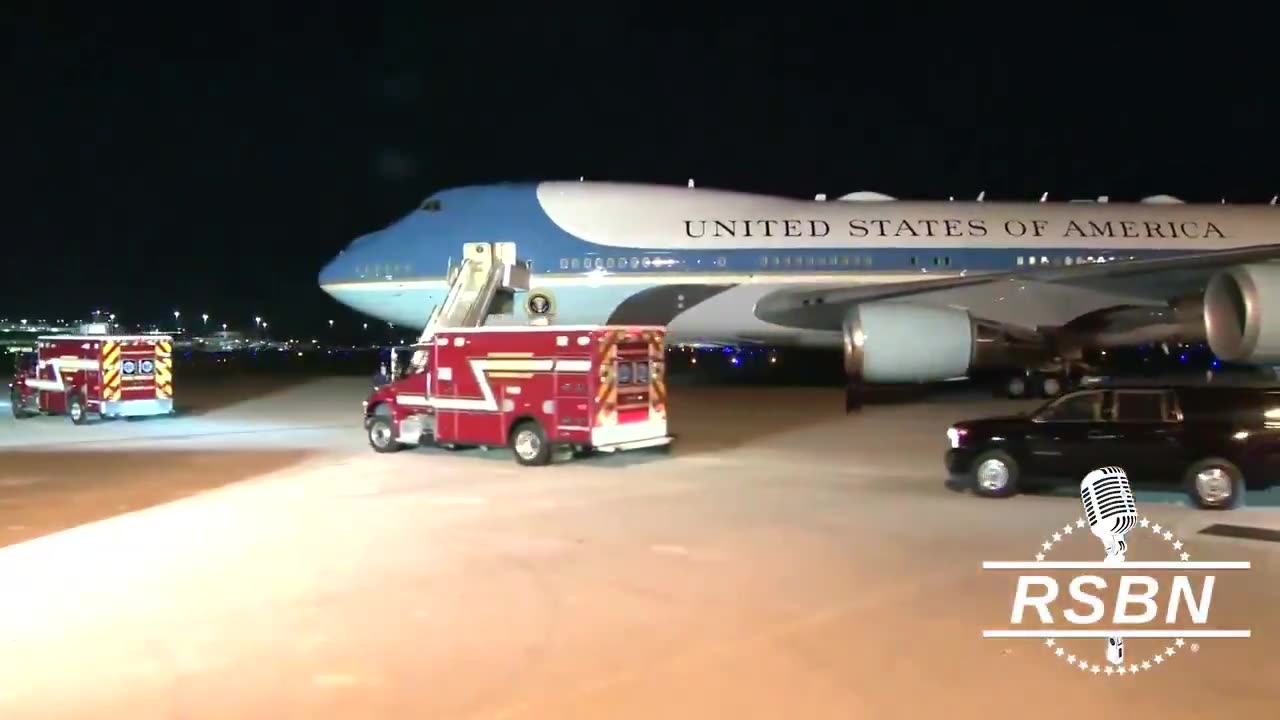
[[363, 325, 673, 465], [9, 334, 175, 424]]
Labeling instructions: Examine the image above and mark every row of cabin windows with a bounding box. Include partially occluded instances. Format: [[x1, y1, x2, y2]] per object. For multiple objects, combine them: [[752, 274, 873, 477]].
[[561, 256, 661, 270], [1016, 255, 1136, 267], [552, 253, 1145, 274], [559, 256, 730, 270], [357, 263, 413, 277], [761, 255, 876, 268]]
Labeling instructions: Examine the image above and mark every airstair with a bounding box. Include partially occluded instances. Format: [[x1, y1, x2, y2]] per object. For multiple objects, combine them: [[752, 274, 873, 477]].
[[415, 241, 533, 352]]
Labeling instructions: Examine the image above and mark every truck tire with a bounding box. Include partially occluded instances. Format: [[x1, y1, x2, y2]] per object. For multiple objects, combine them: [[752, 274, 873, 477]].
[[510, 420, 551, 467], [67, 392, 88, 426], [367, 415, 403, 453], [10, 389, 28, 419]]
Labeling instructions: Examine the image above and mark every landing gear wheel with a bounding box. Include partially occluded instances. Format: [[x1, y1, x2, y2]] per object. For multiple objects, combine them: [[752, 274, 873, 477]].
[[67, 393, 88, 426], [1184, 458, 1244, 510], [367, 416, 403, 453], [10, 389, 27, 419], [1005, 375, 1028, 399], [970, 449, 1020, 498], [510, 420, 551, 467]]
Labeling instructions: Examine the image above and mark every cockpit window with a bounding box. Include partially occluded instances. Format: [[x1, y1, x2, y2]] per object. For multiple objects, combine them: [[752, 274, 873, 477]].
[[419, 198, 442, 212]]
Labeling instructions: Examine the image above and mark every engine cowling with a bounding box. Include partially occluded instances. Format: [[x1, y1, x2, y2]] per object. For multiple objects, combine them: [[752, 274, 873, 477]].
[[1204, 263, 1280, 363], [843, 302, 1047, 383]]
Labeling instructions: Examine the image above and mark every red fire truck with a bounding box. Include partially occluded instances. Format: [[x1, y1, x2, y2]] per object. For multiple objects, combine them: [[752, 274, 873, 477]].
[[9, 334, 175, 424], [363, 325, 673, 465]]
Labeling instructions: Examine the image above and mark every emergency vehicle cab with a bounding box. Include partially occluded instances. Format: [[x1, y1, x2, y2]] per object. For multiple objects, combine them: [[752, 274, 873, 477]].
[[9, 334, 176, 424], [363, 325, 672, 465]]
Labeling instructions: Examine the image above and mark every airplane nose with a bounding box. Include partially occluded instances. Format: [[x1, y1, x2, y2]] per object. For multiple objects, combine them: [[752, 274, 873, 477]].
[[318, 252, 347, 289], [318, 231, 383, 289]]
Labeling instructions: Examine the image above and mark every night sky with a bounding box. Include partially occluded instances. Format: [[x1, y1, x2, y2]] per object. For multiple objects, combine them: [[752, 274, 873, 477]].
[[5, 7, 1276, 335]]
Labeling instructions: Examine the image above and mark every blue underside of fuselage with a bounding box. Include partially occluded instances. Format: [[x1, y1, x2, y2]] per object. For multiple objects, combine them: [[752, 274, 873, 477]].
[[318, 183, 1187, 330]]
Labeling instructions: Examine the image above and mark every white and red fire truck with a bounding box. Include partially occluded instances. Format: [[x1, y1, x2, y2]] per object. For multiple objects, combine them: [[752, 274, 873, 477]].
[[363, 325, 673, 465], [9, 334, 175, 424]]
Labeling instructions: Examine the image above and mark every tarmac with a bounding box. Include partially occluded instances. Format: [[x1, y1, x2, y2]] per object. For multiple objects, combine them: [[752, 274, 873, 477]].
[[0, 376, 1277, 718]]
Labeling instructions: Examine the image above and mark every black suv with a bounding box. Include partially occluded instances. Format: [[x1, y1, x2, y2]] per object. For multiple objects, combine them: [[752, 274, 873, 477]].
[[945, 381, 1280, 509]]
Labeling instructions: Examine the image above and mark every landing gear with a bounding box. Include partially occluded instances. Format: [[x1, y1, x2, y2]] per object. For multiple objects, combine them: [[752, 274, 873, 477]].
[[844, 379, 862, 413], [1000, 371, 1072, 399]]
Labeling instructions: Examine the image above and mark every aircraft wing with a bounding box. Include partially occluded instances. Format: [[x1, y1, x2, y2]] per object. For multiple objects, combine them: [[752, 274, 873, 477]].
[[754, 244, 1280, 331]]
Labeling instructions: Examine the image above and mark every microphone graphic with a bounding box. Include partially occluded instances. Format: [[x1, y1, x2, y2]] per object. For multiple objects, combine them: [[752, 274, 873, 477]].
[[1080, 466, 1138, 666]]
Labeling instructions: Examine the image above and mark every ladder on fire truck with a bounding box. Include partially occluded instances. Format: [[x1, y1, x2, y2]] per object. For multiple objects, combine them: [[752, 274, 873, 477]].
[[412, 242, 532, 366]]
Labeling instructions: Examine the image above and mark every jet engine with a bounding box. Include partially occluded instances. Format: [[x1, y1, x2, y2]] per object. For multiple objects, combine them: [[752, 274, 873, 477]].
[[1204, 263, 1280, 363], [843, 302, 1048, 383]]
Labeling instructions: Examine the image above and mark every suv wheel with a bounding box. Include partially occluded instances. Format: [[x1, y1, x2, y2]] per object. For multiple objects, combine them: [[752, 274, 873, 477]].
[[971, 449, 1020, 498], [1184, 458, 1243, 510]]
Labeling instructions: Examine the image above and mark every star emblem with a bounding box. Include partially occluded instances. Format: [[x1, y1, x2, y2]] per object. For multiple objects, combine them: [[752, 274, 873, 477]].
[[1067, 654, 1077, 664], [1152, 523, 1163, 533], [1063, 524, 1074, 535], [1153, 655, 1164, 664], [1190, 643, 1200, 653], [1180, 552, 1190, 561], [1165, 647, 1176, 657], [1163, 531, 1174, 541], [1055, 647, 1064, 656], [1173, 540, 1183, 550], [1116, 665, 1127, 675], [1078, 660, 1089, 670], [1052, 532, 1062, 542], [1142, 661, 1152, 669], [1104, 665, 1114, 675], [1129, 664, 1140, 674], [1140, 517, 1150, 528], [1091, 665, 1101, 674], [1045, 638, 1056, 647], [1035, 552, 1045, 562], [1175, 638, 1185, 648], [1076, 518, 1086, 528], [1042, 541, 1053, 551]]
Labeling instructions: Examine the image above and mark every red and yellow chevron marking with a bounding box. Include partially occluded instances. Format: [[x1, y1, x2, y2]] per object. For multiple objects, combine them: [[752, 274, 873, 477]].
[[101, 340, 123, 402], [594, 331, 622, 426], [648, 332, 666, 419], [154, 340, 173, 399]]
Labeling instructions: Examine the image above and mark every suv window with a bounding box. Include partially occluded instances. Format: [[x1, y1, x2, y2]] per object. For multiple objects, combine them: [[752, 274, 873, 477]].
[[1113, 390, 1173, 422], [1036, 391, 1103, 422]]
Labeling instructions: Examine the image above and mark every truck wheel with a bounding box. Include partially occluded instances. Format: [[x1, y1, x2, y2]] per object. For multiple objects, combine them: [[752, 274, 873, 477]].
[[511, 420, 551, 467], [67, 393, 88, 426], [367, 416, 403, 453], [1184, 458, 1243, 510], [10, 389, 27, 419]]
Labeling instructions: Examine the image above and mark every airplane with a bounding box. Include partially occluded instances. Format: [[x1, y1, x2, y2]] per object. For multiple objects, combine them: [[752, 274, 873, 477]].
[[318, 180, 1280, 397]]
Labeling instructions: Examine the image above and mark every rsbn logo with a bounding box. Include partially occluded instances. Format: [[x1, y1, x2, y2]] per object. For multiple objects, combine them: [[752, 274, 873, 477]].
[[981, 466, 1252, 677]]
